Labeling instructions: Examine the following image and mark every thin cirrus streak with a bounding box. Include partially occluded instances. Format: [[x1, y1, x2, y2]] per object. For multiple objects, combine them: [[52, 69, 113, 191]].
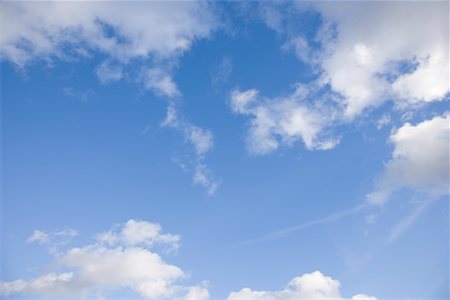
[[388, 198, 435, 244], [232, 203, 368, 248]]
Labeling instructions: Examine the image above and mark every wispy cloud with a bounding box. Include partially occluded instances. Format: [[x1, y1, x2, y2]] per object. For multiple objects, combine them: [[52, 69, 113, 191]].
[[143, 68, 181, 98], [162, 104, 219, 195], [388, 199, 433, 244], [95, 61, 123, 84], [1, 1, 220, 196], [26, 228, 78, 255], [211, 56, 233, 90], [233, 203, 367, 248], [62, 87, 95, 102]]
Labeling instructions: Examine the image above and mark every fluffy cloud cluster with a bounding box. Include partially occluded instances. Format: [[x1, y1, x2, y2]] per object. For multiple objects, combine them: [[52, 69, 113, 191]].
[[0, 1, 216, 98], [0, 220, 209, 300], [230, 85, 340, 155], [228, 271, 376, 300], [0, 1, 215, 66], [311, 1, 449, 118], [234, 2, 449, 155], [0, 2, 214, 98], [368, 114, 450, 204], [2, 227, 379, 300]]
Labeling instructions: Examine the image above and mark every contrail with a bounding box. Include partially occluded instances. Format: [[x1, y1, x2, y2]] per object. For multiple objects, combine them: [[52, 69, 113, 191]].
[[232, 203, 368, 248]]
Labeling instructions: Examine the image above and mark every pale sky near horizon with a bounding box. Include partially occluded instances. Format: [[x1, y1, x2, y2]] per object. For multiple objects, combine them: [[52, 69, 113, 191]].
[[1, 1, 449, 299]]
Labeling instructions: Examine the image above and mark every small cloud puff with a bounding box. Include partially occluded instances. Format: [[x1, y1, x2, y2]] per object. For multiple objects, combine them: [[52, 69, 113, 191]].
[[228, 271, 377, 300], [230, 86, 340, 155]]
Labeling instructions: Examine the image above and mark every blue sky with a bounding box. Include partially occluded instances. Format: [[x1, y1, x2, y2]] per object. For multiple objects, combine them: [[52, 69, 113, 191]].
[[1, 1, 449, 299]]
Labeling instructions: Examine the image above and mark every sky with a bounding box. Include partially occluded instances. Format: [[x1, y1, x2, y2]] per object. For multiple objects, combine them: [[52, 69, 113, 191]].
[[0, 1, 449, 299]]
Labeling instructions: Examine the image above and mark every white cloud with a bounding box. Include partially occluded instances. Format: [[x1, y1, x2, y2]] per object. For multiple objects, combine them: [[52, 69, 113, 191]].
[[144, 68, 181, 98], [96, 219, 180, 252], [282, 36, 311, 63], [0, 220, 208, 299], [352, 294, 378, 300], [162, 105, 219, 195], [230, 86, 340, 155], [161, 104, 180, 128], [193, 164, 219, 196], [0, 273, 75, 297], [184, 125, 214, 157], [230, 89, 259, 114], [308, 1, 449, 118], [392, 46, 448, 104], [0, 1, 216, 66], [368, 114, 450, 205], [27, 230, 49, 244], [258, 2, 284, 33], [27, 228, 78, 255], [233, 1, 448, 157], [376, 114, 391, 130], [0, 2, 220, 195], [227, 271, 376, 300], [178, 285, 210, 300]]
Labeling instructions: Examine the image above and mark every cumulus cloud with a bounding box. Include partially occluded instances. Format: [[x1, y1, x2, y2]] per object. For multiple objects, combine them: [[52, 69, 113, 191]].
[[392, 46, 448, 104], [228, 271, 376, 300], [0, 220, 208, 300], [308, 1, 449, 118], [179, 285, 210, 300], [0, 1, 215, 66], [368, 114, 450, 205], [234, 2, 448, 156], [230, 85, 340, 155]]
